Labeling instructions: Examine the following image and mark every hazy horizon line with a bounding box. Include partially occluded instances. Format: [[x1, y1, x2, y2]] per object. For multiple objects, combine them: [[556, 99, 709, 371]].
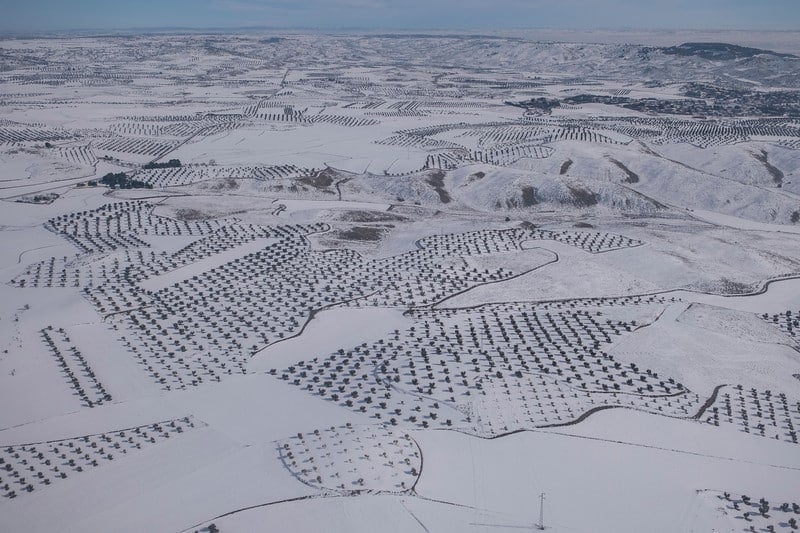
[[3, 25, 799, 39]]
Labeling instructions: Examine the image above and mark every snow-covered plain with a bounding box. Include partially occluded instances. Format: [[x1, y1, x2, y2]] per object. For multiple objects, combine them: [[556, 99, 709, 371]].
[[1, 31, 800, 533]]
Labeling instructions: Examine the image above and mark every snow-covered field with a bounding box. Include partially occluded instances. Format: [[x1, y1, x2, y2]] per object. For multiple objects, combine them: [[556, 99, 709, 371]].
[[1, 31, 800, 532]]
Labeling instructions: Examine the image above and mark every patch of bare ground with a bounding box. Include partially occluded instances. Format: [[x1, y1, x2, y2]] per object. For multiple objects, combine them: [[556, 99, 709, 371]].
[[568, 186, 599, 207], [200, 178, 239, 191], [296, 168, 335, 189], [336, 210, 407, 223], [175, 208, 212, 221], [334, 226, 387, 242], [751, 149, 784, 186], [463, 171, 485, 185], [298, 167, 337, 190], [425, 170, 451, 203], [520, 186, 538, 207], [607, 157, 640, 184]]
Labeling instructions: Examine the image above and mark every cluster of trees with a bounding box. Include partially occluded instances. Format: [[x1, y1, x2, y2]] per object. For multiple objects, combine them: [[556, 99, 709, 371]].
[[100, 172, 152, 189], [505, 97, 561, 113], [143, 158, 181, 169], [566, 90, 800, 118], [18, 192, 59, 203]]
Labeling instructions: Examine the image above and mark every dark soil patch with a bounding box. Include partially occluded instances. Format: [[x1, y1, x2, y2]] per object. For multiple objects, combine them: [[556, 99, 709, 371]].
[[607, 158, 639, 184], [568, 186, 599, 207], [465, 171, 485, 185], [175, 208, 211, 221], [298, 168, 336, 189], [559, 159, 573, 175], [425, 170, 451, 203], [520, 186, 538, 207], [791, 210, 799, 224], [573, 222, 594, 228], [335, 226, 385, 242], [752, 150, 784, 186], [337, 210, 407, 223], [204, 178, 239, 191]]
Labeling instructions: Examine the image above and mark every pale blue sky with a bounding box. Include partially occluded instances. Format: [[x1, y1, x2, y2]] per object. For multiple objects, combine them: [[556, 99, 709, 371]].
[[0, 0, 797, 33]]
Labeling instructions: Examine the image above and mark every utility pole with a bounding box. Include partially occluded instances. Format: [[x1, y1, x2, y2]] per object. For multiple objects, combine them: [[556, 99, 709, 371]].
[[536, 492, 546, 530]]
